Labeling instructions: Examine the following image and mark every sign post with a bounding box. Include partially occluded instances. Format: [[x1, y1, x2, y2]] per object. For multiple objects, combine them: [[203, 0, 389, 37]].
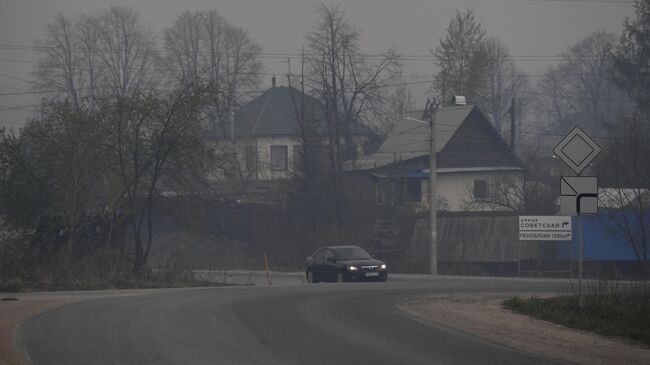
[[553, 126, 602, 309]]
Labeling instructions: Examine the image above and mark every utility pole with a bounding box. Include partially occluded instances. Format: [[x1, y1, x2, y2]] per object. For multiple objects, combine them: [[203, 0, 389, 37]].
[[509, 97, 516, 149], [427, 99, 439, 275], [408, 99, 439, 275]]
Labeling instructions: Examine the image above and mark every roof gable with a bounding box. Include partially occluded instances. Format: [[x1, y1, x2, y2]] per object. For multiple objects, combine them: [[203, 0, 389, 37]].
[[234, 86, 324, 137], [437, 108, 524, 169], [355, 105, 523, 171]]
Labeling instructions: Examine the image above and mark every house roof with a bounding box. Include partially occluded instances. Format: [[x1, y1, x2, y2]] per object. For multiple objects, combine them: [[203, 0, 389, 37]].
[[233, 85, 371, 137], [353, 105, 524, 172]]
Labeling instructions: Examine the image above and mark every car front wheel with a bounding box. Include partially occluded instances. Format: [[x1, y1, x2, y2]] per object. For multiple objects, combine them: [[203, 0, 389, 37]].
[[307, 270, 318, 284]]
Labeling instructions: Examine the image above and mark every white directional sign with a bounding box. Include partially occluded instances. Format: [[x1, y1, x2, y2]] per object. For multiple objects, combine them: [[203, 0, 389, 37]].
[[519, 216, 572, 241], [553, 126, 602, 174], [560, 176, 598, 215]]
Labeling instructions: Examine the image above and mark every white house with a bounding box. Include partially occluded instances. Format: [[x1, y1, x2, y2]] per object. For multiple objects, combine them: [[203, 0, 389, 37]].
[[353, 105, 525, 212], [213, 81, 372, 182]]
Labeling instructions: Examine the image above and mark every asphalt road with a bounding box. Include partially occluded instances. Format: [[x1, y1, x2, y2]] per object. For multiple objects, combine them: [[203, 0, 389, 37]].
[[18, 276, 572, 365]]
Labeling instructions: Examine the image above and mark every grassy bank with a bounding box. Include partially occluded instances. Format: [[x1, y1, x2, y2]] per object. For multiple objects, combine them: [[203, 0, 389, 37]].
[[504, 281, 650, 347], [0, 264, 234, 292]]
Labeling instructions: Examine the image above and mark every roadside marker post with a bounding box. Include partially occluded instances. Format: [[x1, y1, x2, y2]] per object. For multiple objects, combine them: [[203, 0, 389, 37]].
[[553, 126, 602, 309], [264, 251, 272, 286]]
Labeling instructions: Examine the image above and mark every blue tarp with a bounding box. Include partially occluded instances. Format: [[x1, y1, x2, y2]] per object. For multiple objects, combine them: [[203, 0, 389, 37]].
[[557, 209, 650, 261]]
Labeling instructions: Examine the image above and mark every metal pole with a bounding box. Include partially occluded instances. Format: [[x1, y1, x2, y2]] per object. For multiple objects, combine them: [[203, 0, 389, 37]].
[[264, 251, 272, 286], [510, 98, 516, 149], [578, 214, 583, 309], [569, 239, 573, 281], [429, 105, 437, 276]]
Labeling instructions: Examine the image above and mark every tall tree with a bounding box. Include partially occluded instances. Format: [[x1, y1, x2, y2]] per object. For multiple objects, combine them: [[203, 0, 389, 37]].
[[34, 15, 86, 109], [479, 37, 531, 137], [598, 111, 650, 265], [0, 101, 105, 268], [96, 6, 158, 98], [306, 3, 400, 161], [614, 0, 650, 111], [34, 6, 159, 105], [432, 8, 488, 104], [535, 31, 620, 135], [293, 3, 400, 237], [163, 10, 263, 135], [99, 82, 213, 273]]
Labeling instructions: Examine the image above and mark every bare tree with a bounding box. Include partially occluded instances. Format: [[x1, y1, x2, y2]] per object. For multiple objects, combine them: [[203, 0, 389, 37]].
[[306, 3, 400, 161], [598, 111, 650, 266], [613, 0, 650, 111], [34, 6, 159, 105], [99, 82, 213, 273], [535, 31, 621, 135], [479, 37, 531, 137], [432, 8, 488, 104], [163, 10, 263, 135], [97, 6, 158, 98], [34, 15, 85, 109], [301, 3, 400, 235]]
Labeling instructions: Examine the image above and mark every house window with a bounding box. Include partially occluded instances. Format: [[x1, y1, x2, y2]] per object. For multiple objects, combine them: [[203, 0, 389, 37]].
[[270, 145, 288, 171], [474, 179, 489, 200], [245, 146, 257, 174]]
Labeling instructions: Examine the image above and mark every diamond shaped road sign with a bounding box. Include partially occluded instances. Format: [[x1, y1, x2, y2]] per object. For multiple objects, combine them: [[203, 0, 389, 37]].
[[553, 126, 602, 174]]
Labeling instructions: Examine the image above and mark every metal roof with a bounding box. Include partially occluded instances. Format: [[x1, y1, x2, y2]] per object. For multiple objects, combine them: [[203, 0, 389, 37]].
[[352, 105, 524, 172], [354, 106, 474, 170], [234, 86, 371, 137]]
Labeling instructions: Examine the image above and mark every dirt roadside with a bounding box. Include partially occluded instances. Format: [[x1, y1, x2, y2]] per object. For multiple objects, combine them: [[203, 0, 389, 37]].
[[397, 293, 650, 365], [0, 297, 77, 365]]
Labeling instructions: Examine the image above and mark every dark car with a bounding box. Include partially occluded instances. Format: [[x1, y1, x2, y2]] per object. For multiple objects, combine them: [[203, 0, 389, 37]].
[[305, 245, 388, 283]]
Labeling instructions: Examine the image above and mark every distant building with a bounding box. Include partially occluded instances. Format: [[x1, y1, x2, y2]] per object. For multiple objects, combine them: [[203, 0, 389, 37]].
[[352, 105, 525, 212], [209, 81, 372, 182]]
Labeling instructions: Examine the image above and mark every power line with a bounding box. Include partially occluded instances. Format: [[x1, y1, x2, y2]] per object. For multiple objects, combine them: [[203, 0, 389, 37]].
[[0, 43, 627, 62], [523, 0, 633, 3]]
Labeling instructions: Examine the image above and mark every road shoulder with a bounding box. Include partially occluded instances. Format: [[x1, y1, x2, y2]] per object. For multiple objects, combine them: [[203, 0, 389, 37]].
[[1, 297, 77, 365], [396, 293, 650, 365]]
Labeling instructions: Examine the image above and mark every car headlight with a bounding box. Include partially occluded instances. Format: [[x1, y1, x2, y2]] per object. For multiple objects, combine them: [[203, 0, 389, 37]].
[[380, 264, 387, 269], [348, 265, 358, 271]]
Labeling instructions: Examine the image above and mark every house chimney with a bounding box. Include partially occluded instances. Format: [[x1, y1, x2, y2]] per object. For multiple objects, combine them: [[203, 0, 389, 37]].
[[451, 95, 467, 106], [272, 75, 276, 88]]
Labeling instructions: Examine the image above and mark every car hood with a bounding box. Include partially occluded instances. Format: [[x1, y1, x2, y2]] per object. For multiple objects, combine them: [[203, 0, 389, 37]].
[[337, 259, 385, 267]]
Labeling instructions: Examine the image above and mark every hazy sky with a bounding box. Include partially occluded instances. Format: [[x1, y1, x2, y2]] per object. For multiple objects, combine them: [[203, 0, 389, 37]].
[[0, 0, 635, 129]]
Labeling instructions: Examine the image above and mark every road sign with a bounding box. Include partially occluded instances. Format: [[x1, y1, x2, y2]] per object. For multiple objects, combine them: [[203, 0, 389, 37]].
[[560, 176, 598, 215], [553, 126, 602, 174], [519, 216, 572, 241]]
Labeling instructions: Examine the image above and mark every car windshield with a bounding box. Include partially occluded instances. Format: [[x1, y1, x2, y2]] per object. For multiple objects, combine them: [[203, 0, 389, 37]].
[[333, 247, 372, 260]]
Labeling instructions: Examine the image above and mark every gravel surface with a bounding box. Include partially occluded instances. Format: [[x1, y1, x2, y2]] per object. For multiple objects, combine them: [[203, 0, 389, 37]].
[[397, 293, 650, 365]]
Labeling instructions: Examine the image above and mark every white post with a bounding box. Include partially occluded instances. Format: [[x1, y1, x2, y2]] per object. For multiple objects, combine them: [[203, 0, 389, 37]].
[[578, 214, 584, 309]]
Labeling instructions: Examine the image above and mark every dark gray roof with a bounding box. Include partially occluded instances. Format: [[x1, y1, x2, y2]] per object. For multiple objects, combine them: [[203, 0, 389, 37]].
[[355, 106, 472, 169], [354, 105, 524, 171], [234, 86, 371, 137]]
